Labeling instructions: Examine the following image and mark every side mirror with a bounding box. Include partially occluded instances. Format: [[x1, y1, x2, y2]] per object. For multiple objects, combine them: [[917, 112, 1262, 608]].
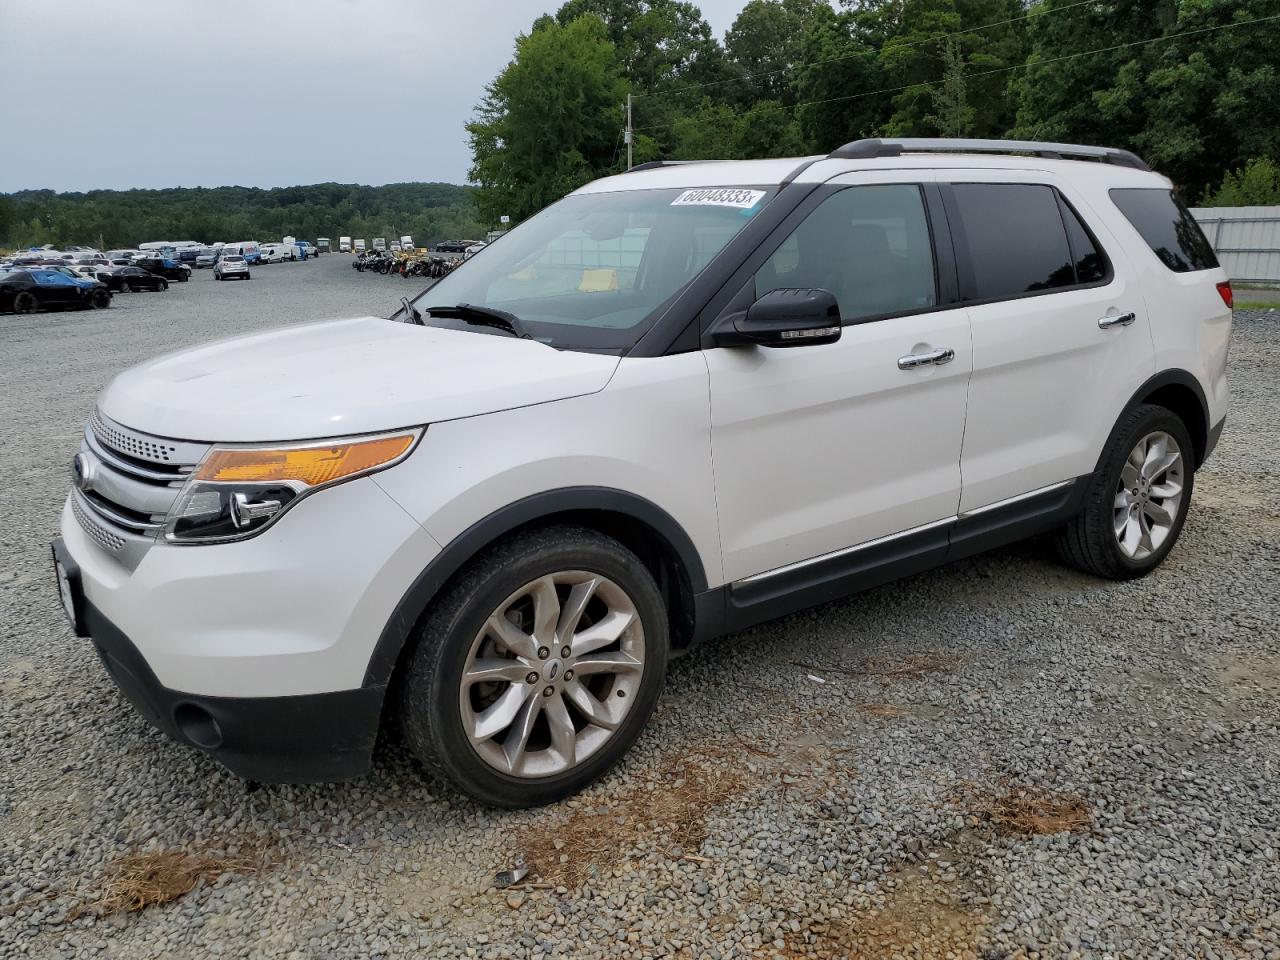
[[712, 287, 842, 348]]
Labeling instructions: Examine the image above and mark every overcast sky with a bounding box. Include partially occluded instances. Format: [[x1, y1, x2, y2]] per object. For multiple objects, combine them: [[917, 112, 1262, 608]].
[[0, 0, 758, 193]]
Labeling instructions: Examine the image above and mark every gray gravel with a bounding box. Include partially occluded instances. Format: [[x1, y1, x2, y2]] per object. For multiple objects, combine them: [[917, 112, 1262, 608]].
[[1, 260, 1277, 959]]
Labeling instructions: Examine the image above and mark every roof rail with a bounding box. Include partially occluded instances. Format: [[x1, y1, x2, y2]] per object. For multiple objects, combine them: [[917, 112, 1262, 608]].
[[625, 159, 729, 173], [828, 137, 1150, 171]]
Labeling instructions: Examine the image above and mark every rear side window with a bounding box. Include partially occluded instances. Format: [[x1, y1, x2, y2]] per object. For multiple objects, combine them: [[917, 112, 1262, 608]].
[[1109, 188, 1218, 273], [950, 183, 1080, 300]]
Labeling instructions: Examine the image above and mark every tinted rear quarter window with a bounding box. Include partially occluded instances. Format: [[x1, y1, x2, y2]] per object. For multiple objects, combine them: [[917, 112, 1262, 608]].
[[950, 183, 1077, 300], [1109, 188, 1218, 272]]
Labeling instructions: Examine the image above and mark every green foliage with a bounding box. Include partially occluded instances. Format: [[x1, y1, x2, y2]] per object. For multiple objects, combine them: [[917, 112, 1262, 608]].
[[467, 15, 628, 223], [671, 98, 806, 159], [463, 0, 1280, 214], [723, 0, 828, 105], [1013, 0, 1280, 197], [1199, 158, 1280, 207], [925, 38, 975, 137], [0, 183, 485, 250]]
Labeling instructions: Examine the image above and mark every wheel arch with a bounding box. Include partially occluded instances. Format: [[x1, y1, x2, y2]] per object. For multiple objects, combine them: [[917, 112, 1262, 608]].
[[1124, 369, 1211, 468], [363, 487, 712, 689]]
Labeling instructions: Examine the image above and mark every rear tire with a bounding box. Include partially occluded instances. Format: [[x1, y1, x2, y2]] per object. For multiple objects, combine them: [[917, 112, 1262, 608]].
[[1055, 403, 1195, 580], [12, 291, 37, 314], [398, 526, 668, 808]]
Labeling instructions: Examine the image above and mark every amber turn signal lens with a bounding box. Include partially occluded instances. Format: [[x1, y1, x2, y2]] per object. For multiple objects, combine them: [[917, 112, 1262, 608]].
[[195, 433, 416, 486]]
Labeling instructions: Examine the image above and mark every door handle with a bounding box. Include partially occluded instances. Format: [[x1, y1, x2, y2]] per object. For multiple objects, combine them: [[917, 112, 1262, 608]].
[[1098, 312, 1136, 329], [897, 347, 955, 370]]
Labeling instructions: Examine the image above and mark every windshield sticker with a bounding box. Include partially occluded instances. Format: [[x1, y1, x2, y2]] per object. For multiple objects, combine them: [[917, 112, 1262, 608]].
[[671, 188, 766, 209]]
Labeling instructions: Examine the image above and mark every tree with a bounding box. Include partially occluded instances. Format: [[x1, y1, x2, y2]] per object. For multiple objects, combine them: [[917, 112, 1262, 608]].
[[1014, 0, 1280, 198], [791, 3, 889, 152], [723, 0, 828, 105], [467, 15, 628, 223], [878, 0, 1025, 137], [1199, 158, 1280, 207], [671, 98, 806, 159], [925, 37, 974, 136]]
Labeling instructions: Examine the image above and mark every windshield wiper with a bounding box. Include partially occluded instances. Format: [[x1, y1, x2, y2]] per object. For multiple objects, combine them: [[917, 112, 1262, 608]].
[[425, 303, 533, 339]]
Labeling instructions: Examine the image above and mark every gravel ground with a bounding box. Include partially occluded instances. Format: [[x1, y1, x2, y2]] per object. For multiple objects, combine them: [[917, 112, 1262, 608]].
[[1, 259, 1277, 959]]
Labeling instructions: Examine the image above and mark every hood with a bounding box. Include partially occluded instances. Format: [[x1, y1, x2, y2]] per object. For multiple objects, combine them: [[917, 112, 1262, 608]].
[[98, 317, 621, 442]]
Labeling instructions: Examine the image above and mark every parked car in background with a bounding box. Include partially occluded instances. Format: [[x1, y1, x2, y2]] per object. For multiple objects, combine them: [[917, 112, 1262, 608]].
[[135, 257, 191, 282], [372, 238, 387, 252], [195, 248, 219, 268], [221, 242, 262, 265], [1, 268, 110, 312], [260, 243, 294, 264], [317, 237, 331, 253], [339, 237, 351, 253], [46, 266, 114, 305], [213, 255, 251, 281], [102, 266, 169, 293], [294, 241, 315, 260], [353, 239, 367, 254]]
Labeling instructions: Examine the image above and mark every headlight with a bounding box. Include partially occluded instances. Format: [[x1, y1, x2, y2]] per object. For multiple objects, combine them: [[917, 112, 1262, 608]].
[[164, 429, 421, 543]]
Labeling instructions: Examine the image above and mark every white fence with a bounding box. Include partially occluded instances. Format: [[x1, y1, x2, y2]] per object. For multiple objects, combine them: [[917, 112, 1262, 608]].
[[1190, 205, 1280, 286]]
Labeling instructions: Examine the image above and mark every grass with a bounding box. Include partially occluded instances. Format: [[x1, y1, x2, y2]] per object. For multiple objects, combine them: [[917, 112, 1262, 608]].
[[1235, 300, 1277, 311], [961, 782, 1092, 837], [71, 842, 274, 917]]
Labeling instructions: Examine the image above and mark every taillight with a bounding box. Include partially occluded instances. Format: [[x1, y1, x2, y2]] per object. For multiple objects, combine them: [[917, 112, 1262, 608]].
[[1216, 281, 1233, 308]]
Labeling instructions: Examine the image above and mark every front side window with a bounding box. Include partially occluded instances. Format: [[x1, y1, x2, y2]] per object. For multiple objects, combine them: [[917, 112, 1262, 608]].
[[756, 184, 937, 322], [411, 186, 775, 352], [1109, 187, 1218, 273], [951, 183, 1078, 300]]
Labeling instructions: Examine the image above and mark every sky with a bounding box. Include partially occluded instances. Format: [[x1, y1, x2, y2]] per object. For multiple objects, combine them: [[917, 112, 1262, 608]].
[[0, 0, 759, 193]]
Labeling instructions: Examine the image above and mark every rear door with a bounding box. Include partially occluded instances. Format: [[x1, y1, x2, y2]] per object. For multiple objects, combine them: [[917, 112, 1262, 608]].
[[943, 173, 1154, 512], [705, 171, 972, 584]]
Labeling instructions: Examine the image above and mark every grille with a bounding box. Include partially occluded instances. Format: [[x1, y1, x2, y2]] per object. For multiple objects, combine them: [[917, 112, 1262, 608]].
[[90, 408, 180, 463], [72, 493, 126, 552], [75, 413, 209, 554]]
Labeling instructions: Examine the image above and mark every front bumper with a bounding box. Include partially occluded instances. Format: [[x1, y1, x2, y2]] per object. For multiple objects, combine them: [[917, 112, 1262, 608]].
[[55, 470, 442, 781], [70, 565, 383, 783]]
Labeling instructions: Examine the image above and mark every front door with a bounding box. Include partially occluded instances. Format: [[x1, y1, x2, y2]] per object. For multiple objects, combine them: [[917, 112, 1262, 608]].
[[706, 175, 972, 584]]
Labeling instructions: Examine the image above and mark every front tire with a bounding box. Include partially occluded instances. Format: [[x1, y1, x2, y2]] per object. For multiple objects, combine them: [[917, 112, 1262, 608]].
[[90, 288, 110, 309], [398, 526, 668, 807], [1055, 403, 1195, 580]]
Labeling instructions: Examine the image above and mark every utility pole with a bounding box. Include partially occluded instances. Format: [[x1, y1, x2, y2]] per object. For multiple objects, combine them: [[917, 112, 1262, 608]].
[[625, 94, 633, 170]]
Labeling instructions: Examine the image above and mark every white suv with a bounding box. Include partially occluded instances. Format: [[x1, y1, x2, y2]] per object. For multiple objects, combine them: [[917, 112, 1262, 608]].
[[53, 139, 1231, 806]]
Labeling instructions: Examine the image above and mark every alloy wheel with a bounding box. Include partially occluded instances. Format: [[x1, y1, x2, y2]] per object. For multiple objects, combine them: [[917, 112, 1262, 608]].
[[1114, 430, 1185, 561], [459, 571, 646, 778]]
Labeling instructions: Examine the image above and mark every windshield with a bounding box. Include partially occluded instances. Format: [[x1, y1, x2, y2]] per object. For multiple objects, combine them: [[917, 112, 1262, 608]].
[[409, 186, 774, 352]]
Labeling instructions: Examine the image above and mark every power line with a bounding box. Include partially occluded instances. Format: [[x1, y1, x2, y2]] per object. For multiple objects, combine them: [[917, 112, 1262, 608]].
[[633, 11, 1280, 136], [630, 0, 1098, 103]]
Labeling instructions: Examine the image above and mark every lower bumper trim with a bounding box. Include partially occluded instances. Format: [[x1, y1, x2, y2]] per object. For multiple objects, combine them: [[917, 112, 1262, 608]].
[[84, 602, 384, 784]]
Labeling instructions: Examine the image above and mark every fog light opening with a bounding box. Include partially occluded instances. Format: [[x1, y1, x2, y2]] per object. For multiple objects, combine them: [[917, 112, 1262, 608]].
[[174, 702, 223, 750]]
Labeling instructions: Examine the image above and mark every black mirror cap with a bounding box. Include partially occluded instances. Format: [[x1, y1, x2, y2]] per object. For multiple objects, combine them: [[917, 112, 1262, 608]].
[[725, 287, 842, 348]]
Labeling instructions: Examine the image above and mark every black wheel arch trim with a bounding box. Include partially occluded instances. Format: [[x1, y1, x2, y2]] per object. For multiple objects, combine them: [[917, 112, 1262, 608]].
[[1122, 368, 1213, 467], [363, 486, 711, 688]]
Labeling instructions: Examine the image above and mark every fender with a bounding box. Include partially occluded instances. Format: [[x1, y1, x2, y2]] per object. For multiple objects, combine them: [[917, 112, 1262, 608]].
[[1120, 368, 1213, 467], [362, 486, 711, 688]]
